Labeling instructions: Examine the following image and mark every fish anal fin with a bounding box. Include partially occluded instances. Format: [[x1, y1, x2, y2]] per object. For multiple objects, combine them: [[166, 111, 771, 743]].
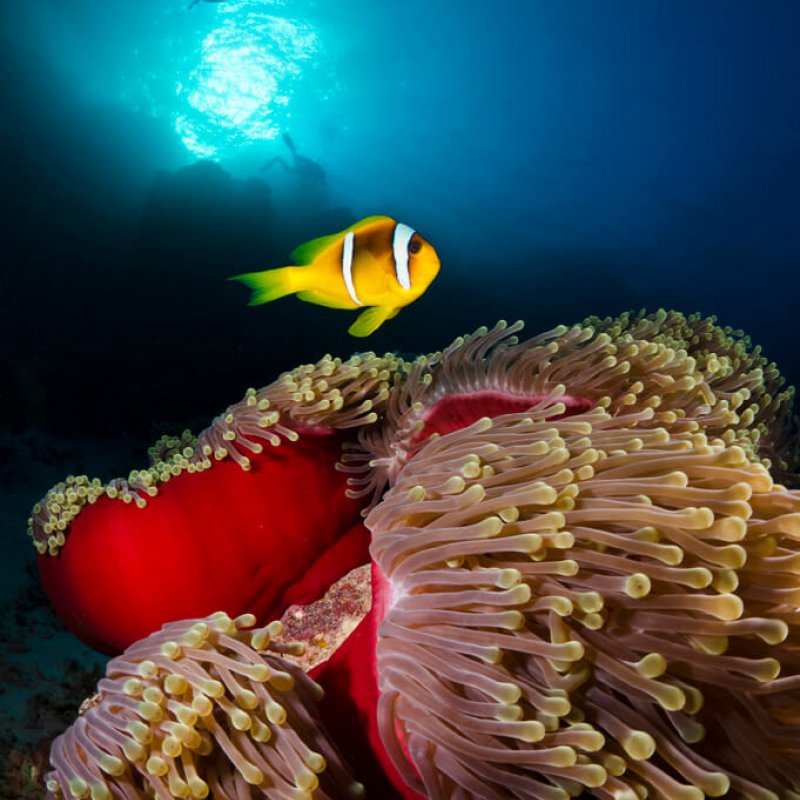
[[347, 306, 398, 337], [296, 290, 353, 309]]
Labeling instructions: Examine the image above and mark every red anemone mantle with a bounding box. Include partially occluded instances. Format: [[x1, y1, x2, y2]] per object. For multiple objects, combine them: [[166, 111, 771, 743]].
[[31, 348, 404, 654], [37, 429, 369, 653]]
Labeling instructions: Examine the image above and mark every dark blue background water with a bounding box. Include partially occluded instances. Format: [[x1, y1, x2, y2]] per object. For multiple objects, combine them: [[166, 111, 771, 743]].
[[1, 0, 798, 438]]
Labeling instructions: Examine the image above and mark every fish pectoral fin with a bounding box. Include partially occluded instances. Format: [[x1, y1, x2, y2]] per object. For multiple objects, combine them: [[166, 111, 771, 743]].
[[296, 290, 353, 309], [347, 306, 399, 337], [230, 267, 298, 305]]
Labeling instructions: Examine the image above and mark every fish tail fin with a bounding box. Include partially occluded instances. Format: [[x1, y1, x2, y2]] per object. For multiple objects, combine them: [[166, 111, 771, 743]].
[[348, 306, 398, 337], [230, 267, 300, 306]]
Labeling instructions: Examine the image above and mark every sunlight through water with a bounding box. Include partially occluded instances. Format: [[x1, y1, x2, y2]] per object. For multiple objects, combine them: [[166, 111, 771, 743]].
[[175, 0, 317, 158]]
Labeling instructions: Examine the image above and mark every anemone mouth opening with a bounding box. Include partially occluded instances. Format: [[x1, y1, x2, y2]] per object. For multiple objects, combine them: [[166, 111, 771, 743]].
[[410, 390, 596, 447]]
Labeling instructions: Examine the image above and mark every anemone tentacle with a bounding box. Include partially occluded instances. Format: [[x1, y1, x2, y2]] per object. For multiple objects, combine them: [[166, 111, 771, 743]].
[[44, 612, 364, 800], [368, 405, 800, 799], [349, 311, 799, 517]]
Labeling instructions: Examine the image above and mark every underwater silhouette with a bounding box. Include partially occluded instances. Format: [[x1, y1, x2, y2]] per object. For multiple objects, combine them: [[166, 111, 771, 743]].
[[139, 160, 276, 265], [187, 0, 226, 8], [261, 133, 327, 190]]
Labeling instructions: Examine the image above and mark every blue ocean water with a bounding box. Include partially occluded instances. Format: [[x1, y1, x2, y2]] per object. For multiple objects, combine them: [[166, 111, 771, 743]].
[[2, 0, 798, 437], [0, 0, 798, 790]]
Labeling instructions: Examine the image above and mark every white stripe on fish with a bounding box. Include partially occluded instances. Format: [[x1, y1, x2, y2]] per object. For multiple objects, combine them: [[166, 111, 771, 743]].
[[392, 223, 415, 290], [341, 231, 363, 306]]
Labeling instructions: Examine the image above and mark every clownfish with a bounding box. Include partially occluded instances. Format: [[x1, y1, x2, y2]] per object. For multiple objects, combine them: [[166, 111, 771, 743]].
[[231, 215, 440, 337]]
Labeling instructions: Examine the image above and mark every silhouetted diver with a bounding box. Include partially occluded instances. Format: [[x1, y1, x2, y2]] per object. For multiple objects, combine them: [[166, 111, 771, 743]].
[[261, 134, 326, 188], [188, 0, 226, 8]]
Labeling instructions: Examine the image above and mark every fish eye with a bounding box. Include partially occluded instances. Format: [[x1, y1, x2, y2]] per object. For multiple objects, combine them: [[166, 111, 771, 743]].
[[408, 238, 422, 254]]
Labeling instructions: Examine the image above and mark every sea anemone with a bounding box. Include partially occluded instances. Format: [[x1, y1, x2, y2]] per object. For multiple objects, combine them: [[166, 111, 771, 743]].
[[355, 314, 800, 798], [350, 312, 797, 499], [587, 309, 799, 486], [28, 351, 406, 652], [368, 409, 800, 798], [35, 311, 800, 798], [44, 611, 363, 800]]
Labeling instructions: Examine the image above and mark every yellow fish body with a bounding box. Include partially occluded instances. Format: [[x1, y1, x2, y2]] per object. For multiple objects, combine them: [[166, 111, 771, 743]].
[[232, 215, 440, 336]]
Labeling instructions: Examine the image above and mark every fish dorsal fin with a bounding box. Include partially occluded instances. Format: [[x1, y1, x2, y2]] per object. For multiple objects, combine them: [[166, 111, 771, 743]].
[[347, 215, 395, 231], [290, 232, 342, 265], [290, 216, 396, 264]]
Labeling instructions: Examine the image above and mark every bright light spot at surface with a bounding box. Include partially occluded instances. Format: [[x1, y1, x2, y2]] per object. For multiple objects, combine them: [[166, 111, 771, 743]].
[[175, 1, 317, 158]]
